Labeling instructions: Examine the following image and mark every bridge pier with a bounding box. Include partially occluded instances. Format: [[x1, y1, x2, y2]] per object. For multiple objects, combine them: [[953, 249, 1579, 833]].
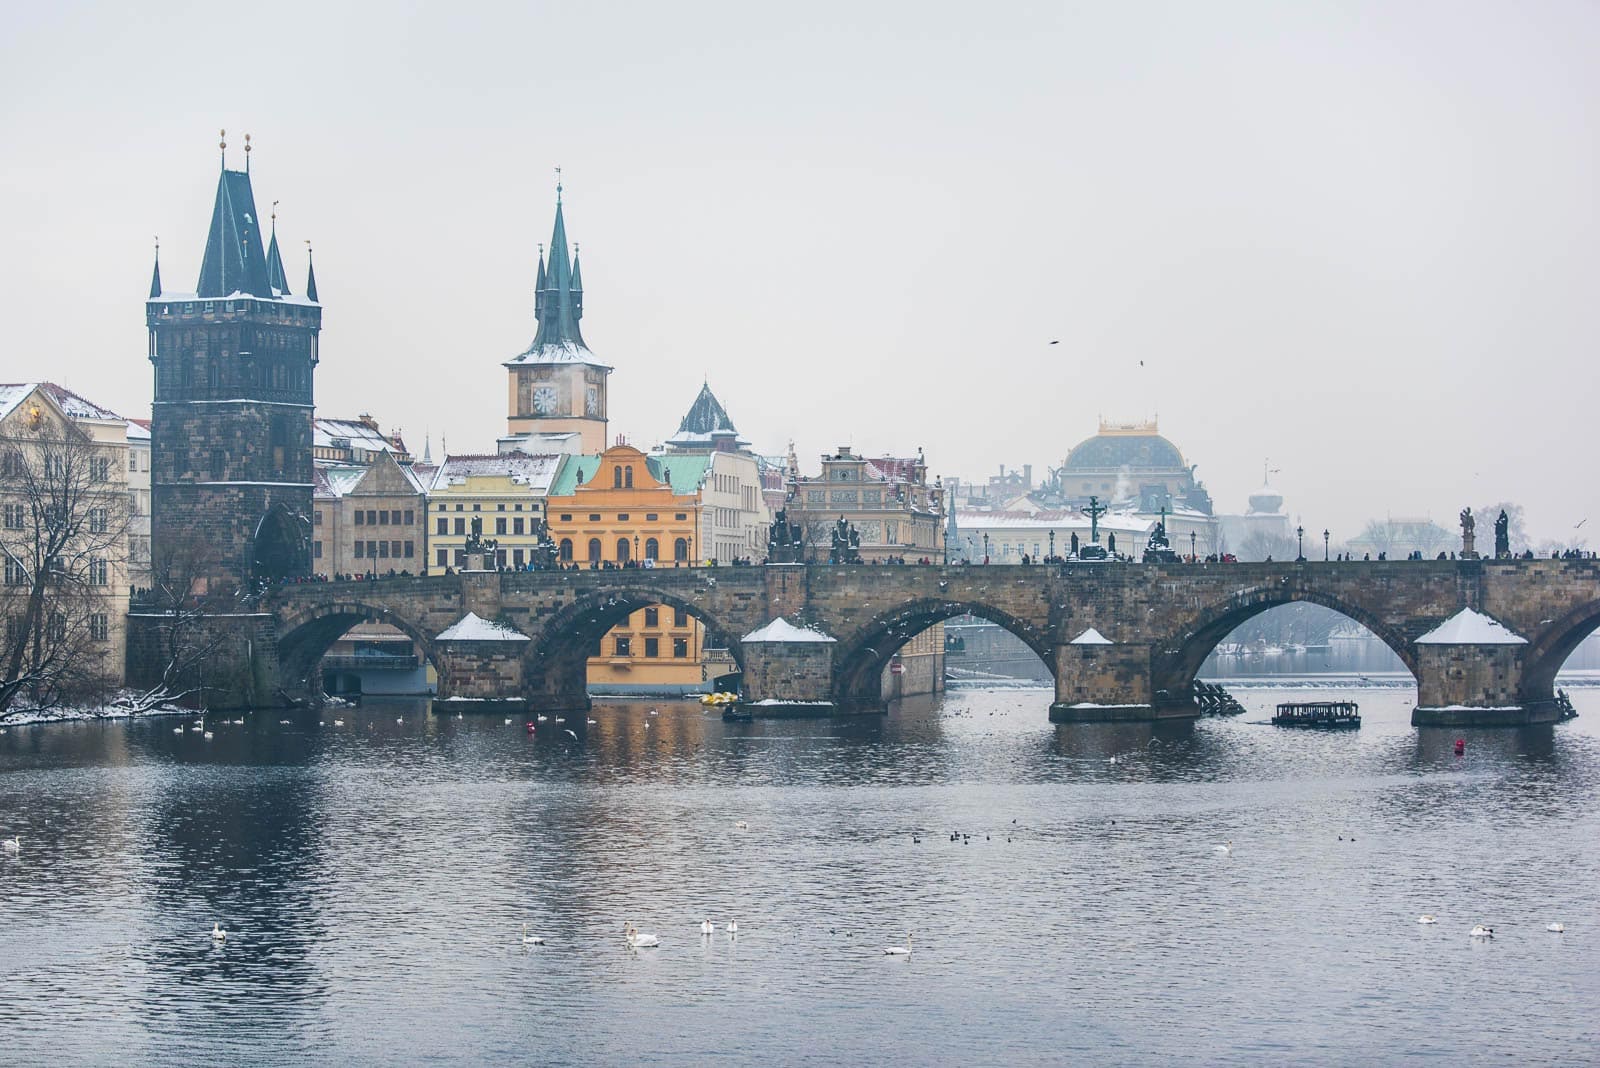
[[430, 613, 531, 715], [739, 619, 840, 716], [1049, 636, 1193, 723], [1413, 643, 1558, 726]]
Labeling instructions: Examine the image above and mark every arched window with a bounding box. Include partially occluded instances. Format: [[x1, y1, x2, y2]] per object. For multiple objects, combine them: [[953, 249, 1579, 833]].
[[644, 537, 659, 561], [624, 466, 634, 488], [674, 538, 689, 562], [558, 538, 573, 562], [587, 538, 602, 564], [613, 467, 623, 488], [617, 538, 631, 562]]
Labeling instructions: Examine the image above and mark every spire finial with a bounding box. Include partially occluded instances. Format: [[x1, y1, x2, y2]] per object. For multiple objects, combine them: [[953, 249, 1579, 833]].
[[555, 165, 562, 203], [219, 128, 227, 167], [244, 133, 251, 171], [271, 199, 278, 227]]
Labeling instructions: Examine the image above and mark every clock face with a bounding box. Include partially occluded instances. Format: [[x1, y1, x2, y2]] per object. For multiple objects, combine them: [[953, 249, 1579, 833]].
[[533, 386, 558, 416], [585, 385, 600, 416]]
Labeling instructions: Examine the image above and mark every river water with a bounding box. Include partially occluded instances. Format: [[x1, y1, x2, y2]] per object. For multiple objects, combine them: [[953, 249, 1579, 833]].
[[1, 685, 1597, 1066]]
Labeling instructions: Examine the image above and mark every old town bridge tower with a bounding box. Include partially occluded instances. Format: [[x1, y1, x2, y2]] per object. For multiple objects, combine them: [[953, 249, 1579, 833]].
[[146, 136, 321, 592]]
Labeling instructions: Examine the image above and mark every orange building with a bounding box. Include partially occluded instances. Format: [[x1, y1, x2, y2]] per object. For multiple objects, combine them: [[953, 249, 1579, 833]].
[[544, 444, 715, 691]]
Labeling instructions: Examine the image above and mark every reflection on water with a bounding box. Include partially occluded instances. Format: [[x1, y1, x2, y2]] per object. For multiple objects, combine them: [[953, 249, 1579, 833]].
[[2, 686, 1598, 1067]]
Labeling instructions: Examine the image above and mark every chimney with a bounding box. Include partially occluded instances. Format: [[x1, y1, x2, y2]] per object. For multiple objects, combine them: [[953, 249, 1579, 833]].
[[1023, 464, 1033, 488]]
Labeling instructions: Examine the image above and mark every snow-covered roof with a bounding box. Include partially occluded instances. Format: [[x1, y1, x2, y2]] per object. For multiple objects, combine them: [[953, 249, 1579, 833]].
[[429, 453, 565, 493], [435, 612, 529, 642], [953, 509, 1154, 534], [741, 617, 836, 644], [502, 340, 612, 369], [315, 417, 405, 456], [1070, 627, 1113, 645], [0, 382, 125, 424], [147, 289, 320, 308], [126, 419, 151, 442], [1415, 608, 1527, 645]]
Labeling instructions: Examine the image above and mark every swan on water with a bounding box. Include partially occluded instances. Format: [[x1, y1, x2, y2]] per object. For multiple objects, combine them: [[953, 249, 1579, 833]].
[[521, 923, 544, 945], [212, 923, 226, 941], [1470, 925, 1495, 938], [1546, 922, 1565, 933], [563, 729, 578, 741], [624, 923, 659, 948], [884, 933, 913, 955], [173, 726, 183, 734], [333, 720, 344, 727], [734, 820, 749, 830], [725, 921, 738, 934], [504, 718, 513, 725], [2, 836, 19, 853], [700, 920, 714, 935], [1213, 841, 1233, 855], [586, 719, 597, 725], [203, 731, 213, 740], [1417, 915, 1437, 925]]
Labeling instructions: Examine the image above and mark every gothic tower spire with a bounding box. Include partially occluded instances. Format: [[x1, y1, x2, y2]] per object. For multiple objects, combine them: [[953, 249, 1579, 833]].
[[265, 203, 290, 296]]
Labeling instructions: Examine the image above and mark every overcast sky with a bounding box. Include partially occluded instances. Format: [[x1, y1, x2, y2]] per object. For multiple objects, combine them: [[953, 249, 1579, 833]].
[[2, 1, 1596, 542]]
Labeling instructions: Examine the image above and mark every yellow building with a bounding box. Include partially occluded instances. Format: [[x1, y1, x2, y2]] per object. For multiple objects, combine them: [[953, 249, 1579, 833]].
[[545, 444, 719, 692], [424, 453, 567, 573]]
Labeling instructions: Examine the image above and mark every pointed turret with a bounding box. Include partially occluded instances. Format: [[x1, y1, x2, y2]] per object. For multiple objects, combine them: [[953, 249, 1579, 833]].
[[533, 246, 547, 317], [265, 215, 290, 296], [522, 188, 587, 352], [570, 246, 584, 319], [305, 247, 319, 303], [196, 164, 273, 298], [665, 382, 749, 452], [149, 243, 162, 299]]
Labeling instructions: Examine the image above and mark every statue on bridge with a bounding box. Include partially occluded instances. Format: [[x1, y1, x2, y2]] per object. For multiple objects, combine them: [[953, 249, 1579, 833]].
[[463, 515, 498, 566], [1495, 510, 1510, 559], [1143, 509, 1180, 563], [1080, 495, 1107, 545], [829, 516, 862, 565], [1460, 507, 1477, 559], [767, 508, 804, 563]]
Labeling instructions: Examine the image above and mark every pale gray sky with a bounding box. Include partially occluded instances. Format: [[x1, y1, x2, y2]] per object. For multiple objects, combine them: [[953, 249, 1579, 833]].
[[3, 1, 1596, 541]]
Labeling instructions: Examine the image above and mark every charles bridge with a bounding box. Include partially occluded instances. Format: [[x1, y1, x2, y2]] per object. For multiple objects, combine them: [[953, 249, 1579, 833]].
[[141, 557, 1600, 727]]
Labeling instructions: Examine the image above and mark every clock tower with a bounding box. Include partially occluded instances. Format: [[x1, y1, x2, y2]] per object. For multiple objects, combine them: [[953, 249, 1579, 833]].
[[504, 183, 610, 451]]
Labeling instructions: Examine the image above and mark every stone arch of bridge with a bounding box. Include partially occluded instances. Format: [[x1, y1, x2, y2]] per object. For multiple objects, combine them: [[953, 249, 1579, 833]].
[[524, 588, 747, 702], [831, 598, 1054, 706], [1521, 598, 1600, 701], [274, 600, 440, 695], [1151, 585, 1419, 697]]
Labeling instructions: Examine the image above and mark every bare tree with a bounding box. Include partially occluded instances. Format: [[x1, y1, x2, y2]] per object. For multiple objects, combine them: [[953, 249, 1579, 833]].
[[1238, 530, 1298, 562], [0, 415, 128, 717], [120, 526, 227, 713]]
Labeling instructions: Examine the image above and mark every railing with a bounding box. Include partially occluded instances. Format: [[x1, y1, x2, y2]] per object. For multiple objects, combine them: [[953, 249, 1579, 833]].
[[322, 654, 418, 671]]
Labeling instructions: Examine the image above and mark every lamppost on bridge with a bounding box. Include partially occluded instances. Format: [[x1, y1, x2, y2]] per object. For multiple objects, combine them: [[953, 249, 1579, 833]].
[[1296, 525, 1305, 562], [1049, 530, 1056, 560], [633, 534, 640, 564], [1190, 530, 1197, 560], [1323, 529, 1330, 562], [982, 532, 990, 563]]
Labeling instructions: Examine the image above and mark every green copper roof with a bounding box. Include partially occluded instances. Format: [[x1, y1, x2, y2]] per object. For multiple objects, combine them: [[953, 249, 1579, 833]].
[[547, 454, 712, 497], [197, 168, 274, 298], [265, 221, 290, 296]]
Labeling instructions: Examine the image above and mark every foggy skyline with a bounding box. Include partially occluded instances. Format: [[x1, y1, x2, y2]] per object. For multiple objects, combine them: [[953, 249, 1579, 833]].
[[3, 1, 1596, 543]]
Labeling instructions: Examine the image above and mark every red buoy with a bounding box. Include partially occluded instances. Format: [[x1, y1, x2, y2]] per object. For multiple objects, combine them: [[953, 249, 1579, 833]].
[[1454, 738, 1465, 755], [526, 722, 536, 734]]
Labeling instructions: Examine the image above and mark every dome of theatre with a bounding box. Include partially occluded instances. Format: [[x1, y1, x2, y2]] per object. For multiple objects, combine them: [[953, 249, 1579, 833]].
[[1062, 419, 1187, 472]]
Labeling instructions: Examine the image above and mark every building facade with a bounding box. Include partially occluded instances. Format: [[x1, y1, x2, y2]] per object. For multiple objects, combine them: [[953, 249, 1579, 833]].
[[424, 453, 566, 573], [785, 447, 945, 562], [313, 451, 429, 576], [544, 444, 711, 692], [146, 147, 321, 593], [0, 383, 131, 701]]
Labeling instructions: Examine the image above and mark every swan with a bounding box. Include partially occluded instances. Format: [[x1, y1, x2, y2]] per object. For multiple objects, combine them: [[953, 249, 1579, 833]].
[[504, 718, 513, 725], [278, 719, 292, 725], [1470, 925, 1494, 938], [725, 920, 738, 934], [521, 923, 544, 945], [734, 820, 749, 830], [1546, 922, 1565, 933], [624, 923, 659, 948], [563, 729, 578, 741], [203, 731, 213, 740], [189, 724, 204, 732], [1417, 915, 1437, 925], [333, 720, 344, 727], [884, 933, 913, 956], [1213, 841, 1233, 855], [211, 923, 226, 941], [395, 717, 403, 724], [173, 726, 183, 734], [700, 920, 714, 935], [586, 719, 597, 725], [2, 836, 19, 853], [232, 718, 244, 725]]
